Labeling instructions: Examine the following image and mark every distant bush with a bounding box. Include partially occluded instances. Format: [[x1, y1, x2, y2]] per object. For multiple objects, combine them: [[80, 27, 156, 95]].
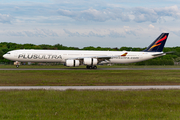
[[135, 59, 174, 65]]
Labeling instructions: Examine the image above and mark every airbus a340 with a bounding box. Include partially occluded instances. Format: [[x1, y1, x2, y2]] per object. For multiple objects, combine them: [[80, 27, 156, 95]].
[[3, 33, 170, 69]]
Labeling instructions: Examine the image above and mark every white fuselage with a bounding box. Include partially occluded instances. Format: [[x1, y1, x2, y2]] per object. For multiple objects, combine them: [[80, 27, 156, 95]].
[[3, 50, 162, 64]]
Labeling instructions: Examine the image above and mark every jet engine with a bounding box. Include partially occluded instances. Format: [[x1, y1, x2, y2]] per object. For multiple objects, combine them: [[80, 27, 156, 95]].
[[83, 58, 98, 66], [66, 60, 80, 67]]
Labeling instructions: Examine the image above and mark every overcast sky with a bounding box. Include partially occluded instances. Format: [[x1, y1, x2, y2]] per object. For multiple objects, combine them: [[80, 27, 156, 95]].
[[0, 0, 180, 48]]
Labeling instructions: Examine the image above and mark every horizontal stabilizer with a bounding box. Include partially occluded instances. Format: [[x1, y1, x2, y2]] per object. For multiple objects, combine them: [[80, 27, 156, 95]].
[[152, 53, 166, 56], [152, 51, 174, 56]]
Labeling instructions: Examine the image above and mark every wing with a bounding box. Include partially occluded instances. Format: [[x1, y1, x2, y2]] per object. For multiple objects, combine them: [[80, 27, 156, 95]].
[[66, 55, 119, 60], [65, 52, 128, 65], [66, 55, 120, 64]]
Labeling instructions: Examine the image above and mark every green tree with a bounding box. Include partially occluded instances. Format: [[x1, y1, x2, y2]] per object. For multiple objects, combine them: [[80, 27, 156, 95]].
[[0, 49, 4, 59]]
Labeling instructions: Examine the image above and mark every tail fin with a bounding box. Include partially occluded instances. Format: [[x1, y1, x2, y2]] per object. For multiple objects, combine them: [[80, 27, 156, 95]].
[[143, 33, 169, 52]]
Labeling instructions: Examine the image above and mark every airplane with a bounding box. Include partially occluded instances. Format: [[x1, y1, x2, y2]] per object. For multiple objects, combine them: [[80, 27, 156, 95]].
[[3, 33, 169, 69]]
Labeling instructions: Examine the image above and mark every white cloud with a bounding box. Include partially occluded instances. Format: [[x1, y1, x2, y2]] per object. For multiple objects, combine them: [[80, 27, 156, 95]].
[[0, 1, 180, 47], [155, 5, 180, 18], [63, 29, 105, 37], [149, 24, 155, 29], [132, 7, 159, 23], [56, 5, 180, 23], [172, 30, 180, 37], [132, 5, 180, 23], [123, 26, 136, 36], [35, 28, 58, 37], [5, 29, 59, 38], [1, 1, 180, 24], [63, 29, 81, 37], [63, 29, 136, 38], [0, 14, 13, 23], [7, 31, 25, 36], [108, 30, 125, 38], [58, 8, 130, 22]]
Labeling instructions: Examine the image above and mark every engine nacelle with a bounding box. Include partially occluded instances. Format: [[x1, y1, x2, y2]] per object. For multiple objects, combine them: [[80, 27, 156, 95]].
[[66, 60, 80, 67], [84, 58, 98, 66]]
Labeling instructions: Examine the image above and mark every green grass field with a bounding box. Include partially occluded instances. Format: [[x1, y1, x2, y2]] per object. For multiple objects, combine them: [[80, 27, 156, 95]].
[[0, 90, 180, 120], [0, 70, 180, 86], [1, 65, 180, 119]]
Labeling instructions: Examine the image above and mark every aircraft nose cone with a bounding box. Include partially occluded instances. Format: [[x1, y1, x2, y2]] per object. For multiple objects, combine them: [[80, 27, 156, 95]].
[[3, 54, 7, 59]]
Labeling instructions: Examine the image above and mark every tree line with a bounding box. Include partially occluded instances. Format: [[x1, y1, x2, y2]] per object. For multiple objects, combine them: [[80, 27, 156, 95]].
[[0, 42, 180, 65]]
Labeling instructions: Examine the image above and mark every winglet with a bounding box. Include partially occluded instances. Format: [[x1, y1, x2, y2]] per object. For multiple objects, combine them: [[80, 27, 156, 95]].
[[143, 33, 169, 52]]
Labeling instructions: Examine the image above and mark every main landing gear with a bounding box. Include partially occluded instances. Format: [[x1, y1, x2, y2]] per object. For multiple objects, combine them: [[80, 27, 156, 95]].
[[86, 65, 97, 69]]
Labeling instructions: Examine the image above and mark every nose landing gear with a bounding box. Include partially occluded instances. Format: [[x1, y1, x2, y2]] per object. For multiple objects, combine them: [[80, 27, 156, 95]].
[[14, 61, 20, 68]]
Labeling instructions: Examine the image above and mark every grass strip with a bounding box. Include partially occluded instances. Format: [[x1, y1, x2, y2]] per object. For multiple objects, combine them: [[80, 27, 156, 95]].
[[0, 70, 180, 86], [0, 90, 180, 119]]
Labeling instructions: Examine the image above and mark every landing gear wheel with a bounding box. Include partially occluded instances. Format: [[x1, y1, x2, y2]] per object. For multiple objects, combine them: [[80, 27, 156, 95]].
[[93, 66, 97, 69], [86, 65, 92, 69], [86, 65, 90, 69], [86, 65, 97, 69], [16, 65, 19, 68]]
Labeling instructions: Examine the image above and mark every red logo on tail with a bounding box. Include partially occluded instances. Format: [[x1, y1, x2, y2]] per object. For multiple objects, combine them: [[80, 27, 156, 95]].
[[149, 35, 167, 50]]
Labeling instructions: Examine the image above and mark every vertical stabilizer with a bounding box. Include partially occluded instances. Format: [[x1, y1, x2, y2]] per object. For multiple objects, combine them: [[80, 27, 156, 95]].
[[143, 33, 169, 52]]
